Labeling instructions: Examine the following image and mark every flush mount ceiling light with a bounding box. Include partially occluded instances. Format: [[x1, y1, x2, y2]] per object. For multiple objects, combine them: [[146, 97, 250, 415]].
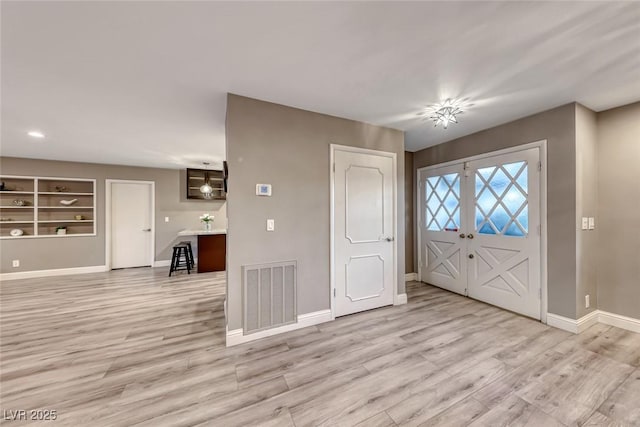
[[419, 98, 468, 129], [27, 130, 45, 138], [199, 162, 214, 199]]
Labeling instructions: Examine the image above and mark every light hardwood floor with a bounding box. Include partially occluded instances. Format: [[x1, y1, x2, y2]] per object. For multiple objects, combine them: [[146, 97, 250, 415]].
[[1, 269, 639, 426]]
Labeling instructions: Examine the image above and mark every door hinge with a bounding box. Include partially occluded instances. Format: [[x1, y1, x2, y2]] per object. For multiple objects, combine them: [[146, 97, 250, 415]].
[[539, 288, 542, 299], [333, 288, 336, 298], [537, 161, 542, 171], [333, 163, 335, 172]]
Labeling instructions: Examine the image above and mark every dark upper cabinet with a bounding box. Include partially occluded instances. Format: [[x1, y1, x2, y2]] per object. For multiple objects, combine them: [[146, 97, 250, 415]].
[[186, 168, 226, 200]]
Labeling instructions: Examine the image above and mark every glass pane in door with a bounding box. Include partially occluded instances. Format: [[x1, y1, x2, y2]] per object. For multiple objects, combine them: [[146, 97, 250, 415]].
[[425, 173, 460, 231], [475, 161, 528, 237]]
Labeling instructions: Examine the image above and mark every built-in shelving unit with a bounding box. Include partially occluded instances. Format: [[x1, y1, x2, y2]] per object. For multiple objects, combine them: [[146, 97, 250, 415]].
[[0, 175, 96, 239]]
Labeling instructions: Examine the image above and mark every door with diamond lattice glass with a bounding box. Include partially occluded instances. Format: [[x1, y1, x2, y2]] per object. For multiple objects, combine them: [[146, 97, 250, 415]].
[[418, 147, 542, 320], [419, 163, 467, 295], [465, 148, 541, 319]]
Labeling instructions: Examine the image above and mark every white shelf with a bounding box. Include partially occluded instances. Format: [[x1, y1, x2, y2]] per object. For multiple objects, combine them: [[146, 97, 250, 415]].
[[0, 206, 35, 209], [38, 206, 93, 209], [38, 192, 93, 196], [0, 221, 34, 224], [1, 233, 95, 239], [0, 191, 34, 194], [38, 220, 94, 223]]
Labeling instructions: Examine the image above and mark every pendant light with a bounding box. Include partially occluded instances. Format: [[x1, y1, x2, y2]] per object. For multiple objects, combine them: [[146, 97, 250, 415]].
[[200, 162, 213, 199]]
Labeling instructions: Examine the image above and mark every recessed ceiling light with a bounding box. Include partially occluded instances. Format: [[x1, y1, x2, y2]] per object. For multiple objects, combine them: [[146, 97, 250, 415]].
[[27, 131, 45, 138]]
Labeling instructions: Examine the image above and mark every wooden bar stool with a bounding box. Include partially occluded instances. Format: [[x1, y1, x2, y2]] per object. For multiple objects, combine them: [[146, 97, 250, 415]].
[[169, 244, 191, 276]]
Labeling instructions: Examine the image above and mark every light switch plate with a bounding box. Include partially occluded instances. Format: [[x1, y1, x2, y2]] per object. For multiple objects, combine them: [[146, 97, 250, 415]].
[[164, 216, 169, 222], [266, 219, 275, 231], [588, 217, 595, 230], [581, 217, 588, 230]]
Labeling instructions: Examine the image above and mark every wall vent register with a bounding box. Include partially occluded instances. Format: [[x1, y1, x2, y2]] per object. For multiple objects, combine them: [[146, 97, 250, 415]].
[[242, 260, 297, 334]]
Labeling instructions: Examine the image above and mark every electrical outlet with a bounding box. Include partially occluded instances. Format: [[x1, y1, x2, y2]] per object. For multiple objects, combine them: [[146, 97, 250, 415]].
[[164, 216, 169, 223], [585, 294, 590, 308], [12, 260, 20, 268], [266, 219, 275, 231], [588, 217, 595, 230], [581, 217, 588, 230]]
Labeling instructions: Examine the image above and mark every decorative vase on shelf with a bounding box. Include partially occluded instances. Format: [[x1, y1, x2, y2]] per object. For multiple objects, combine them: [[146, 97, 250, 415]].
[[204, 222, 212, 232]]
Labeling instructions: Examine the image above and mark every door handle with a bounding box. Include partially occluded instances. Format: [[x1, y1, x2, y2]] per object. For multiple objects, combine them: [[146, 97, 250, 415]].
[[459, 233, 466, 239], [142, 228, 151, 232], [468, 254, 474, 259], [467, 234, 474, 239], [385, 237, 394, 242]]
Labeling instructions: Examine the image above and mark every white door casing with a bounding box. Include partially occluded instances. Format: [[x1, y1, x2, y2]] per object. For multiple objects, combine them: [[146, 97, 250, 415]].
[[332, 146, 396, 317], [107, 180, 155, 269], [418, 164, 467, 295], [417, 145, 542, 320]]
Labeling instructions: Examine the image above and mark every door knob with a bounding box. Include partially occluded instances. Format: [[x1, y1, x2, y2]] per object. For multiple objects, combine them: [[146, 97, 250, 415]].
[[467, 234, 474, 239], [385, 237, 394, 242], [142, 228, 151, 232], [459, 233, 466, 239], [468, 254, 474, 259]]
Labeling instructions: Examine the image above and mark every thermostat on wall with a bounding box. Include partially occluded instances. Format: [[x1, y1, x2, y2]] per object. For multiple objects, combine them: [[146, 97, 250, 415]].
[[256, 184, 272, 196]]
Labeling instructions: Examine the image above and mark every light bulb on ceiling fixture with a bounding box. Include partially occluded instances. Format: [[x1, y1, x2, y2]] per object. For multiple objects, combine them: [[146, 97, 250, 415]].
[[420, 98, 468, 129], [199, 162, 213, 198]]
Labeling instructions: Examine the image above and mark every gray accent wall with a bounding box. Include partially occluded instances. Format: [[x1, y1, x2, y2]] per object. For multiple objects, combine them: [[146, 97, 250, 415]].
[[575, 104, 599, 318], [404, 151, 415, 274], [413, 104, 578, 319], [596, 102, 640, 319], [0, 157, 227, 273], [225, 94, 405, 331]]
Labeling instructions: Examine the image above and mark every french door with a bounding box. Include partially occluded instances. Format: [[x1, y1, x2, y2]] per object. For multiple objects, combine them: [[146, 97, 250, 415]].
[[418, 147, 541, 319]]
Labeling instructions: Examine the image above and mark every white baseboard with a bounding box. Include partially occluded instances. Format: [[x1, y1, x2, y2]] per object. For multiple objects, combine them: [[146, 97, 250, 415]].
[[0, 265, 108, 281], [577, 310, 600, 333], [405, 273, 418, 282], [547, 310, 640, 334], [395, 293, 408, 305], [546, 312, 580, 334], [598, 310, 640, 333], [153, 260, 171, 267], [226, 309, 332, 347]]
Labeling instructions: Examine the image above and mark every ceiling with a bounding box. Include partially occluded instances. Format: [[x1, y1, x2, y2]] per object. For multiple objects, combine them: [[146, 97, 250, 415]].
[[2, 1, 639, 169]]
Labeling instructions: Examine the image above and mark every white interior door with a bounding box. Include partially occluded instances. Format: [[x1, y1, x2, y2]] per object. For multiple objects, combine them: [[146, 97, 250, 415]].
[[110, 182, 153, 269], [333, 147, 395, 317], [418, 146, 542, 319], [466, 148, 541, 319], [418, 164, 467, 295]]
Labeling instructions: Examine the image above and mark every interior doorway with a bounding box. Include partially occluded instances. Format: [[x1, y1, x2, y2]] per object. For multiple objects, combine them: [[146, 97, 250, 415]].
[[106, 180, 155, 269], [331, 145, 397, 317]]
